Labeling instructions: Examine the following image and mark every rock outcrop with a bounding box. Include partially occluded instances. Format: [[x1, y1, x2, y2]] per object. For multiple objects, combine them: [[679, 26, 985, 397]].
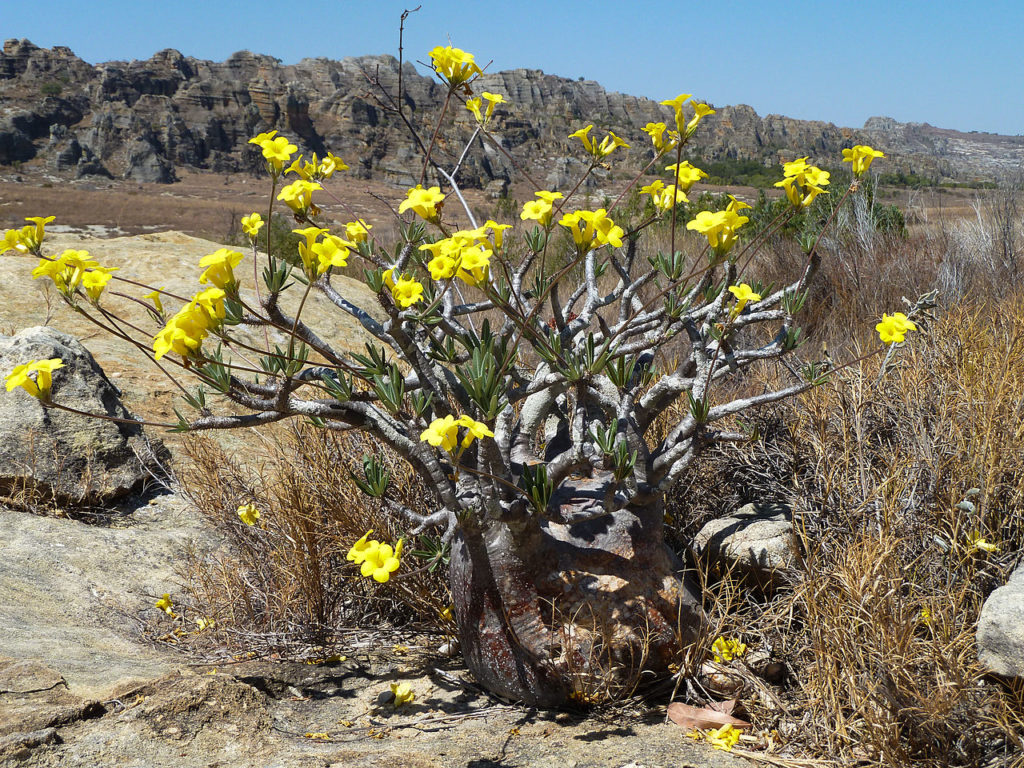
[[692, 503, 799, 590], [0, 326, 169, 505], [977, 559, 1024, 678], [2, 38, 1022, 187]]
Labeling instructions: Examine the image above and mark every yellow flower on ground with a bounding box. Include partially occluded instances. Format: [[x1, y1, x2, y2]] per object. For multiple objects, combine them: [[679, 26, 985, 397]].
[[875, 312, 917, 344], [711, 636, 747, 663], [241, 213, 264, 239], [968, 530, 999, 554], [198, 248, 243, 290], [391, 681, 415, 707], [429, 45, 482, 88], [842, 144, 885, 176], [728, 284, 762, 317], [195, 616, 215, 631], [155, 593, 174, 616], [398, 185, 445, 223], [706, 724, 742, 751], [277, 180, 322, 216], [919, 607, 932, 626], [439, 605, 454, 622], [237, 503, 260, 526]]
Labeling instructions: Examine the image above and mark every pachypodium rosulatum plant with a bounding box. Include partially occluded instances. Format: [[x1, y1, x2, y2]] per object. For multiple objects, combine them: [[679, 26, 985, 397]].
[[1, 39, 903, 706]]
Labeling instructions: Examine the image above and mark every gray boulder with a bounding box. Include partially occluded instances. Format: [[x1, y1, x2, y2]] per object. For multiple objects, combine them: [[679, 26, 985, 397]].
[[0, 326, 169, 505], [977, 560, 1024, 677], [692, 502, 799, 589]]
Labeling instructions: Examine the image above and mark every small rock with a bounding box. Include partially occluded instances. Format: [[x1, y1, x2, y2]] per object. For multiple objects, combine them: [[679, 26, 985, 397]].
[[692, 503, 799, 590], [977, 560, 1024, 677], [0, 326, 170, 506]]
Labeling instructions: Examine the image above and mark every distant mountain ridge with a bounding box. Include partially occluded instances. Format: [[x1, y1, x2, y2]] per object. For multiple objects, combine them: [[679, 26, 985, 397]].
[[1, 38, 1021, 187]]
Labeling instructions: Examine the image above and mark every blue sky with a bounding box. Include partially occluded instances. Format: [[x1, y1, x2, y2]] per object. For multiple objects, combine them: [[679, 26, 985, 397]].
[[3, 0, 1021, 135]]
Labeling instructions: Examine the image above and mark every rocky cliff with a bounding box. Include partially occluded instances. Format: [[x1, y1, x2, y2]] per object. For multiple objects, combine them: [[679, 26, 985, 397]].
[[2, 38, 1021, 187]]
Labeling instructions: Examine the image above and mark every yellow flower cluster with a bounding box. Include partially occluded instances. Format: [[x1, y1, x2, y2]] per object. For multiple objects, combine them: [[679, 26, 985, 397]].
[[568, 124, 629, 160], [519, 190, 563, 227], [775, 157, 830, 208], [153, 287, 226, 360], [559, 208, 625, 253], [277, 179, 322, 217], [248, 130, 296, 175], [420, 414, 494, 454], [842, 144, 885, 177], [419, 221, 509, 287], [399, 185, 446, 223], [642, 122, 679, 155], [686, 202, 749, 256], [660, 93, 715, 137], [1, 215, 55, 255], [31, 249, 118, 302], [466, 91, 506, 127], [711, 635, 747, 663], [875, 312, 917, 344], [286, 151, 348, 182], [293, 226, 353, 278], [5, 358, 63, 400], [429, 45, 482, 88], [346, 530, 404, 583]]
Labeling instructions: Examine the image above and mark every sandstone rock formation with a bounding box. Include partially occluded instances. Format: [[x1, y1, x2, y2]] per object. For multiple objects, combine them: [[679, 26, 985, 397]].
[[977, 559, 1024, 678], [0, 326, 169, 505], [2, 38, 1022, 188], [692, 502, 799, 590]]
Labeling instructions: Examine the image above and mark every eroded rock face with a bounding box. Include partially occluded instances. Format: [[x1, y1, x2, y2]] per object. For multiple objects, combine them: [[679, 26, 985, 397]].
[[0, 326, 169, 505], [977, 560, 1024, 678]]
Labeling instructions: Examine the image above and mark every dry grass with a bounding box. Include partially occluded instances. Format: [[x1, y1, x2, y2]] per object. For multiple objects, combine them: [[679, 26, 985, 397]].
[[176, 422, 448, 656]]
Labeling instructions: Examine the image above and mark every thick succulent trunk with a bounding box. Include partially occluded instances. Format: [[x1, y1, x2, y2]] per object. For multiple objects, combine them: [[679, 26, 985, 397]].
[[450, 477, 704, 707]]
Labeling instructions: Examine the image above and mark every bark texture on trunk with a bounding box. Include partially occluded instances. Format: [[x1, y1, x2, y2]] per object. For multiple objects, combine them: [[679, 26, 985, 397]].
[[450, 477, 704, 707]]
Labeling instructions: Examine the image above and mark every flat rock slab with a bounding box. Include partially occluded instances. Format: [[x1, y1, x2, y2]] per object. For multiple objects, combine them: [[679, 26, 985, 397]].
[[977, 560, 1024, 677]]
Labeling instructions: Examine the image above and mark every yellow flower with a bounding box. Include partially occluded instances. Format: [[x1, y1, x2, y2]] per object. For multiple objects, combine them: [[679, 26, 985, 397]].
[[559, 209, 624, 253], [152, 289, 225, 360], [726, 195, 751, 213], [390, 681, 415, 707], [686, 210, 748, 255], [642, 122, 678, 154], [706, 724, 742, 751], [421, 415, 460, 452], [666, 161, 708, 193], [20, 216, 55, 253], [237, 503, 260, 526], [482, 91, 505, 118], [465, 97, 483, 123], [257, 135, 297, 174], [775, 157, 830, 208], [711, 636, 747, 663], [728, 284, 762, 317], [875, 312, 917, 344], [346, 530, 378, 564], [842, 144, 885, 176], [427, 253, 459, 281], [344, 219, 372, 243], [660, 93, 693, 133], [81, 266, 117, 303], [569, 125, 629, 160], [456, 244, 491, 286], [439, 605, 454, 622], [32, 249, 98, 294], [277, 180, 322, 217], [144, 288, 164, 315], [5, 359, 63, 400], [241, 213, 264, 239], [248, 130, 278, 146], [428, 45, 482, 88], [641, 180, 688, 212], [398, 185, 445, 223], [968, 530, 999, 554], [391, 276, 425, 308], [919, 607, 932, 626], [198, 248, 243, 290], [155, 593, 174, 616], [521, 199, 554, 226], [195, 616, 215, 631], [535, 190, 564, 203], [362, 538, 403, 583], [457, 415, 494, 447], [686, 102, 715, 135]]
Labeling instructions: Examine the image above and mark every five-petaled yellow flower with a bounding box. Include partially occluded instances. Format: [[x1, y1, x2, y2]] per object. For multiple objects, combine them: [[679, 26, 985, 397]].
[[687, 210, 749, 256], [241, 213, 264, 239], [277, 180, 322, 217], [728, 284, 762, 317], [5, 358, 64, 401], [398, 185, 445, 223], [842, 144, 885, 177], [252, 134, 297, 175], [391, 275, 425, 308], [361, 538, 403, 583], [875, 312, 917, 345], [711, 636, 747, 663], [199, 248, 243, 290], [237, 503, 260, 526]]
